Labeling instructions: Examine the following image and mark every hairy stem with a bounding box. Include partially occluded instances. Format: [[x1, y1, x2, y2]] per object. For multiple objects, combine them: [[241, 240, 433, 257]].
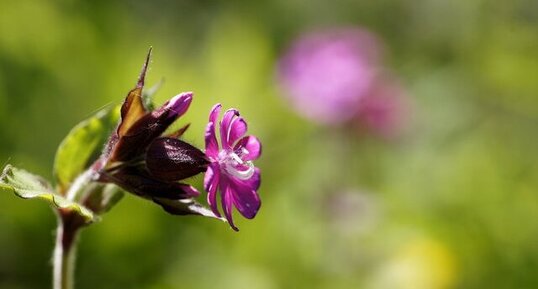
[[53, 214, 82, 289], [65, 170, 95, 201]]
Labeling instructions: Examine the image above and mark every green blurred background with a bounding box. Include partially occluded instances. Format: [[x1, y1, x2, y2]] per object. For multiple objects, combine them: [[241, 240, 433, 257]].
[[1, 0, 538, 288]]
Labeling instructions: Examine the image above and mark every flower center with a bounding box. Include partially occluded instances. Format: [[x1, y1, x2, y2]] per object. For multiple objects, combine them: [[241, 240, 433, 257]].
[[218, 150, 255, 180]]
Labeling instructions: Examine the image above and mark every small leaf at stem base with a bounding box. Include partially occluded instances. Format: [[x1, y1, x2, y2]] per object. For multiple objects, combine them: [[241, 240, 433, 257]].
[[1, 165, 96, 223]]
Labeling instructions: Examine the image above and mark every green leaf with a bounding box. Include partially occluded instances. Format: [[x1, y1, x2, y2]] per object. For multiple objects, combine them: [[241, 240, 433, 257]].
[[54, 106, 120, 192], [0, 165, 96, 223]]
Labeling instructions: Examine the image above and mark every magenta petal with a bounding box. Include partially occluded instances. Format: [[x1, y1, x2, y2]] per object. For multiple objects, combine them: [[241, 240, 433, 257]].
[[220, 109, 239, 149], [164, 92, 193, 118], [209, 103, 221, 124], [179, 184, 200, 197], [204, 163, 221, 217], [205, 104, 222, 158], [229, 178, 261, 219], [203, 163, 216, 191], [227, 117, 247, 147], [204, 122, 219, 159], [243, 167, 261, 191], [221, 181, 239, 231], [235, 136, 262, 161]]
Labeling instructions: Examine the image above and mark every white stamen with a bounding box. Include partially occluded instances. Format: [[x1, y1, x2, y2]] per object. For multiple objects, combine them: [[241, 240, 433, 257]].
[[230, 153, 243, 164], [226, 160, 255, 180], [221, 151, 255, 180]]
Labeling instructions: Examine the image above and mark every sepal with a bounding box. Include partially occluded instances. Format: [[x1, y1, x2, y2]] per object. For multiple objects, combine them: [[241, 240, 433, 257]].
[[153, 197, 226, 221], [82, 183, 124, 215], [101, 167, 197, 200]]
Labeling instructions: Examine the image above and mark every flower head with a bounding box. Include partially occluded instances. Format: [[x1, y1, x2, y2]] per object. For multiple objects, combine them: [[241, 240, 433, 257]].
[[353, 75, 412, 139], [278, 28, 382, 125], [204, 104, 262, 231]]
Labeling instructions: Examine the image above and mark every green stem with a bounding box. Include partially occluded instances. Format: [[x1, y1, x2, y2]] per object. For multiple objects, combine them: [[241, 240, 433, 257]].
[[65, 170, 95, 202], [53, 215, 81, 289]]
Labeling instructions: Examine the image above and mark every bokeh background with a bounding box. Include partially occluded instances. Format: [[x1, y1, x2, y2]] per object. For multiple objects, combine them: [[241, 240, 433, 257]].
[[1, 0, 538, 288]]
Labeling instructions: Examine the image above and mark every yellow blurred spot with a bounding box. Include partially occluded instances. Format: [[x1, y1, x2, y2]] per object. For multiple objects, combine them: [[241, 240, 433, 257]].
[[372, 238, 458, 289]]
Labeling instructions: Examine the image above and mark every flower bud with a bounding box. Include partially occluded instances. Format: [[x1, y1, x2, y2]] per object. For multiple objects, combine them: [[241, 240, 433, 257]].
[[105, 167, 197, 200], [146, 137, 208, 182]]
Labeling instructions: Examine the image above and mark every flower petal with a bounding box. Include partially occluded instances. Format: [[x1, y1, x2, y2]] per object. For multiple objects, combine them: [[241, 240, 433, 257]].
[[205, 122, 218, 159], [205, 104, 221, 158], [204, 163, 221, 218], [221, 180, 239, 231], [235, 136, 262, 161], [209, 103, 222, 124], [205, 125, 218, 159], [222, 167, 261, 220], [229, 178, 261, 220], [161, 92, 193, 119], [227, 116, 248, 147], [244, 167, 261, 191], [219, 109, 239, 149]]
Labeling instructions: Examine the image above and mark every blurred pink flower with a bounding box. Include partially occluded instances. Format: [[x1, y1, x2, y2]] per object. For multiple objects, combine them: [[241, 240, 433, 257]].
[[278, 28, 382, 125], [353, 75, 412, 139]]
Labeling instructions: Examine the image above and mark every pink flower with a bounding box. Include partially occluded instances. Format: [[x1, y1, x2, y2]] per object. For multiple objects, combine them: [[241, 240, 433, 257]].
[[203, 104, 262, 231], [353, 75, 412, 139], [278, 28, 382, 125]]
